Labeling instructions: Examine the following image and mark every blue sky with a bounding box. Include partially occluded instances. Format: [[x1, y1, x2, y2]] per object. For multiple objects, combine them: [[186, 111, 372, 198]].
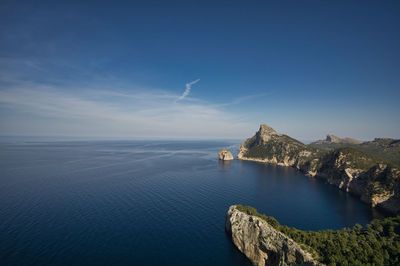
[[0, 1, 399, 140]]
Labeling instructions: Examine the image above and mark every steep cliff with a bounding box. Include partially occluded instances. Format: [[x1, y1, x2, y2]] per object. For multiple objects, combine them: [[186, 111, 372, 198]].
[[238, 124, 400, 214], [225, 205, 320, 266], [316, 148, 400, 212]]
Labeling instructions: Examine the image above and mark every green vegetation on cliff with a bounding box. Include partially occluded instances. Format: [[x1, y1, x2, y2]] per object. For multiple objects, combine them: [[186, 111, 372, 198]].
[[322, 147, 392, 170], [236, 205, 400, 265], [244, 134, 310, 160], [310, 138, 400, 166]]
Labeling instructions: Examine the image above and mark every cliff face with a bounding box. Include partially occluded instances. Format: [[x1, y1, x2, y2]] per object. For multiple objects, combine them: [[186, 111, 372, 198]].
[[238, 124, 400, 214], [225, 205, 320, 266], [316, 149, 400, 212]]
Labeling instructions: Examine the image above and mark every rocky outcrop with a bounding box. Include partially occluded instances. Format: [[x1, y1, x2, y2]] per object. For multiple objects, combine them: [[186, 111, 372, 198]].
[[219, 148, 234, 161], [238, 124, 400, 214], [225, 205, 320, 266]]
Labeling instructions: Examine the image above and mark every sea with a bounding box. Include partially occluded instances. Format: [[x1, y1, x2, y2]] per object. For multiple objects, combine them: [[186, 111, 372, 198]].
[[0, 140, 385, 265]]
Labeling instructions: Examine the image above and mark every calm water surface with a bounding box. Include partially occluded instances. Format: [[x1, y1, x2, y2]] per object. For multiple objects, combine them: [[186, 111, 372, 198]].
[[0, 140, 384, 265]]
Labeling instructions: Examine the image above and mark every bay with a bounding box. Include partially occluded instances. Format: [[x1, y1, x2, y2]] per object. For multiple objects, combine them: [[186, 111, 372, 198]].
[[0, 140, 384, 265]]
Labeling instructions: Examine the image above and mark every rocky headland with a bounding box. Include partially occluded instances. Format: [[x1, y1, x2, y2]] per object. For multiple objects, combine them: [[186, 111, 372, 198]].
[[226, 205, 400, 265], [238, 124, 400, 214], [226, 205, 320, 266], [219, 148, 234, 161]]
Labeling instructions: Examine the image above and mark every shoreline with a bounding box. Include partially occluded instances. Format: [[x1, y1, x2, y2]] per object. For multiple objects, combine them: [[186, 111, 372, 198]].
[[237, 155, 396, 216]]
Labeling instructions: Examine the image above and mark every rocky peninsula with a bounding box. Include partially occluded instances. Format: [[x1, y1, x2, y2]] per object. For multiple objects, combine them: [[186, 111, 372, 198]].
[[238, 124, 400, 214]]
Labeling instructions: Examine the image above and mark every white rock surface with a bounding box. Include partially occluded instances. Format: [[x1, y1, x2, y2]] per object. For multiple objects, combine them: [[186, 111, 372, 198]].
[[225, 205, 320, 266]]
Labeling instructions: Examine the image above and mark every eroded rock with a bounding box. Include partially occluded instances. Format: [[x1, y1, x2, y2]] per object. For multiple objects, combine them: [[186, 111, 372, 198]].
[[225, 205, 320, 266]]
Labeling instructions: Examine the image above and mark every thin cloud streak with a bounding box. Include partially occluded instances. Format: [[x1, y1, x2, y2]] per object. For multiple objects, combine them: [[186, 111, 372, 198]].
[[177, 79, 200, 101]]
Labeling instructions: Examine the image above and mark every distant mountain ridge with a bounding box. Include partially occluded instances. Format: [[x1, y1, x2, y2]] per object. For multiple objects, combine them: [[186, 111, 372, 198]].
[[238, 124, 400, 214], [312, 134, 362, 145]]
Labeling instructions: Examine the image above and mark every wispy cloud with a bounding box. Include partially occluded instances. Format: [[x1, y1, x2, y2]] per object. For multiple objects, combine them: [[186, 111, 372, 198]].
[[212, 93, 270, 107], [177, 79, 200, 101], [0, 59, 262, 139], [0, 83, 254, 139]]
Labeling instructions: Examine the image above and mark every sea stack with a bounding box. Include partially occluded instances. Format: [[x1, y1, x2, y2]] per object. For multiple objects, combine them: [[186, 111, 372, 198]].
[[219, 148, 234, 161]]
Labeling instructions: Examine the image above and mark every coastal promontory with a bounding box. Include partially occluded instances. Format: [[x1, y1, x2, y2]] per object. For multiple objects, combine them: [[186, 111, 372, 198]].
[[226, 205, 319, 266], [226, 205, 400, 265], [238, 124, 400, 214]]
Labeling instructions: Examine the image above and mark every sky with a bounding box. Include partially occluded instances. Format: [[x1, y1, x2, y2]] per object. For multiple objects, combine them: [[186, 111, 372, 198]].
[[0, 0, 399, 140]]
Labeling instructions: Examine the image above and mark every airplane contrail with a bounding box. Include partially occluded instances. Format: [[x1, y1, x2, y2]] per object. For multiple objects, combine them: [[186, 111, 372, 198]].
[[177, 79, 200, 101]]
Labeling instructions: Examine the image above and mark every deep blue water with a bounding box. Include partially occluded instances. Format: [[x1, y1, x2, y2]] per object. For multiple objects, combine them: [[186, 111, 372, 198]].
[[0, 140, 385, 265]]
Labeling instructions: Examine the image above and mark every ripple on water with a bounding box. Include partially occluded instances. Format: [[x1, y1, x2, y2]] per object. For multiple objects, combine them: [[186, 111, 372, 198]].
[[0, 141, 385, 265]]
